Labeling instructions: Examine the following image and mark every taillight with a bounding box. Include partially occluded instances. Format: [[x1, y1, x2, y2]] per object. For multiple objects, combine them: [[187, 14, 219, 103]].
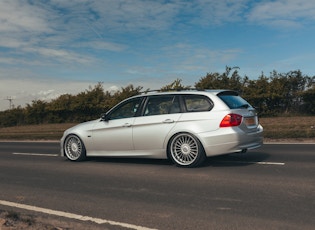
[[220, 114, 243, 127]]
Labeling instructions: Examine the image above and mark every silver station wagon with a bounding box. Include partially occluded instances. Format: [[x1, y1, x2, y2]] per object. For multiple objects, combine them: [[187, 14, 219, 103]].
[[61, 90, 263, 167]]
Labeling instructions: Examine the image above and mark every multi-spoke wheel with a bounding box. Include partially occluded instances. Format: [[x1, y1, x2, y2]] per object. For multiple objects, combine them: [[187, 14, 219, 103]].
[[64, 135, 86, 161], [168, 133, 206, 167]]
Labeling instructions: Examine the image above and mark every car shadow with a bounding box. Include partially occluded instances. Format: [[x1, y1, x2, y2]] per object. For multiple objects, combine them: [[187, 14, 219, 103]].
[[85, 156, 173, 166], [202, 151, 271, 167], [76, 150, 270, 168]]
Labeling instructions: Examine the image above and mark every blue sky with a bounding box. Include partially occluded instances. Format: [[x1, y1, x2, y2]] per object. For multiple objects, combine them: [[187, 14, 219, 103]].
[[1, 0, 315, 110]]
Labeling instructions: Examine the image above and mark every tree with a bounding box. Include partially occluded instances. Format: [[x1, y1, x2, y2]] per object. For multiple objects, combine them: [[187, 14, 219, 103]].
[[160, 79, 190, 91], [24, 100, 47, 124], [47, 94, 74, 123], [195, 66, 245, 92], [242, 73, 272, 115], [1, 70, 314, 128], [301, 77, 315, 114], [269, 70, 309, 114], [0, 106, 25, 127]]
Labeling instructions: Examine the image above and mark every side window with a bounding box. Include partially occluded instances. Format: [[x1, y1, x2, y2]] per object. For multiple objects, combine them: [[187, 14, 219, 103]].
[[144, 96, 180, 116], [109, 98, 142, 120], [183, 95, 213, 112]]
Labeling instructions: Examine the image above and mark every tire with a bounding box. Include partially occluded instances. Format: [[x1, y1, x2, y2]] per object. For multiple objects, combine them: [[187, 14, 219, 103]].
[[64, 134, 86, 161], [168, 133, 206, 167]]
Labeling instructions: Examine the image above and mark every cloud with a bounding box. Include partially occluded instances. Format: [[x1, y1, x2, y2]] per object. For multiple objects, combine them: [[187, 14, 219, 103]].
[[42, 0, 249, 34], [22, 47, 96, 64], [0, 0, 52, 33], [87, 0, 179, 32], [247, 0, 315, 28], [0, 0, 128, 65], [2, 0, 315, 112], [78, 41, 127, 52], [186, 0, 248, 26]]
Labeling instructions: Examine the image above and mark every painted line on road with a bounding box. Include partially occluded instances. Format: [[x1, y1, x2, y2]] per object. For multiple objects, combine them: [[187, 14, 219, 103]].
[[264, 142, 315, 145], [254, 161, 285, 165], [12, 152, 58, 157], [215, 160, 285, 166], [0, 200, 157, 230]]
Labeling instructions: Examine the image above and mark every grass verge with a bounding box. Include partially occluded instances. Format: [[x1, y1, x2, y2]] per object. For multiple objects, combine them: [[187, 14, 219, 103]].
[[0, 123, 76, 140], [260, 116, 315, 140], [0, 116, 314, 141]]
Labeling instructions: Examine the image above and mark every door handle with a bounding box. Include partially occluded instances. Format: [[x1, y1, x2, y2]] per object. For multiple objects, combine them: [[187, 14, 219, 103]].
[[123, 123, 132, 127], [163, 119, 174, 123]]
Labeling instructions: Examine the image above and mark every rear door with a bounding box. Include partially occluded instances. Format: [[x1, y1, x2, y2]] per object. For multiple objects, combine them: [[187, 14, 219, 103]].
[[132, 95, 182, 150]]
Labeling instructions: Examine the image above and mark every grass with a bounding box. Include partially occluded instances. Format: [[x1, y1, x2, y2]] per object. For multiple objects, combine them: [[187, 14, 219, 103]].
[[0, 123, 76, 140], [0, 116, 314, 141], [260, 116, 315, 139]]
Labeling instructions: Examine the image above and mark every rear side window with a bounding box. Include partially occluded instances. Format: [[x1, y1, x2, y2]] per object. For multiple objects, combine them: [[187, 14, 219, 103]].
[[144, 95, 180, 116], [183, 95, 213, 112], [218, 92, 251, 109]]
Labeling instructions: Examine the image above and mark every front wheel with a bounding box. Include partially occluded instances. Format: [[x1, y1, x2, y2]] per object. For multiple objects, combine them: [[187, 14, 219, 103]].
[[168, 133, 206, 167], [64, 135, 86, 161]]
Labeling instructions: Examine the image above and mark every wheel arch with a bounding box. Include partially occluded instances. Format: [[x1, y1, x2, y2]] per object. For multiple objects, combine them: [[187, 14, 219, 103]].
[[165, 131, 205, 156]]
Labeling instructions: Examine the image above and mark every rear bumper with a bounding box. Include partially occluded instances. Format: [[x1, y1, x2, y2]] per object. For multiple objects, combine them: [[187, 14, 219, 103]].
[[198, 125, 263, 157]]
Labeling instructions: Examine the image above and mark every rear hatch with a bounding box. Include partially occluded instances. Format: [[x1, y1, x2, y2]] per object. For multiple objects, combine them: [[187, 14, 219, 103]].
[[217, 91, 259, 132]]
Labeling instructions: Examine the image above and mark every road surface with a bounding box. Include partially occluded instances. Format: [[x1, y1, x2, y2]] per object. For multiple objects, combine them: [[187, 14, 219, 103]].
[[0, 142, 314, 229]]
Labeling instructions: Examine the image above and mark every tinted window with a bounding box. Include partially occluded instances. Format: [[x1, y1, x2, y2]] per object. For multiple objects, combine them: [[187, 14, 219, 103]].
[[218, 92, 251, 109], [144, 95, 180, 116], [109, 98, 142, 120], [183, 95, 213, 112]]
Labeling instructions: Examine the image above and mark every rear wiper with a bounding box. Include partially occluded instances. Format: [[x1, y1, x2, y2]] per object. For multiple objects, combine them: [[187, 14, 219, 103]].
[[238, 104, 250, 109]]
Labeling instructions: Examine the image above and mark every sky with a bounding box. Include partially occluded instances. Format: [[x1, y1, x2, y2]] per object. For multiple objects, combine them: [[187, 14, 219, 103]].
[[1, 0, 315, 111]]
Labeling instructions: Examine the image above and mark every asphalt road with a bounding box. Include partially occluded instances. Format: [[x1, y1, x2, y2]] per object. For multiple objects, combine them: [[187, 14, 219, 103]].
[[0, 141, 314, 230]]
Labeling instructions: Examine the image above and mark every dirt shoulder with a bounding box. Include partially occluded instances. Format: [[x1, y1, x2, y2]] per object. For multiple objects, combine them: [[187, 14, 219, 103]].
[[0, 209, 111, 230]]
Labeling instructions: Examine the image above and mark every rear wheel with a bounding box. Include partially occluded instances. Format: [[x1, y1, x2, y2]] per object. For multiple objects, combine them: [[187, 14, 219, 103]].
[[168, 133, 206, 167], [64, 135, 86, 161]]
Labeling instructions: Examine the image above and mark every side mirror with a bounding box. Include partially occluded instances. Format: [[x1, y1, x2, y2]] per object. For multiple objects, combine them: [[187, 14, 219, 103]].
[[100, 113, 109, 122]]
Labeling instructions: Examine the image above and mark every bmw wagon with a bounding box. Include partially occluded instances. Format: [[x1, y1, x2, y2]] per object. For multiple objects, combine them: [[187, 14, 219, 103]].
[[61, 90, 263, 167]]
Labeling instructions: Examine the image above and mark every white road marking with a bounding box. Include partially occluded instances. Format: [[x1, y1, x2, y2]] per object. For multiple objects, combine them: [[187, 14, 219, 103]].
[[264, 142, 315, 145], [0, 200, 157, 230], [12, 152, 58, 157], [215, 160, 285, 166], [254, 161, 285, 165]]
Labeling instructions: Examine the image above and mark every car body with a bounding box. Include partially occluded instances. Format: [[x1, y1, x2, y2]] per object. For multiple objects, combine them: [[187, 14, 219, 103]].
[[61, 90, 263, 167]]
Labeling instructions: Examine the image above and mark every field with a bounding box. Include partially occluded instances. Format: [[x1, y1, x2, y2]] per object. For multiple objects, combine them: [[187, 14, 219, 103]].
[[0, 116, 314, 141]]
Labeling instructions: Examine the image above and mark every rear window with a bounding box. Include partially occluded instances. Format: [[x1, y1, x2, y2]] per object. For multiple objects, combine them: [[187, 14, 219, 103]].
[[218, 92, 251, 109]]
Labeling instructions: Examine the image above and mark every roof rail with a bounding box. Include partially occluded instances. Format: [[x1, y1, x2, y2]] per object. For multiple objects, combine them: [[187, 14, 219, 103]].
[[140, 88, 206, 94]]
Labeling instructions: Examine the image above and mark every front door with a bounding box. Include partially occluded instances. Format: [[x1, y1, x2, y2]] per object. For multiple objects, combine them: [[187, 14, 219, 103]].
[[90, 97, 142, 154]]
